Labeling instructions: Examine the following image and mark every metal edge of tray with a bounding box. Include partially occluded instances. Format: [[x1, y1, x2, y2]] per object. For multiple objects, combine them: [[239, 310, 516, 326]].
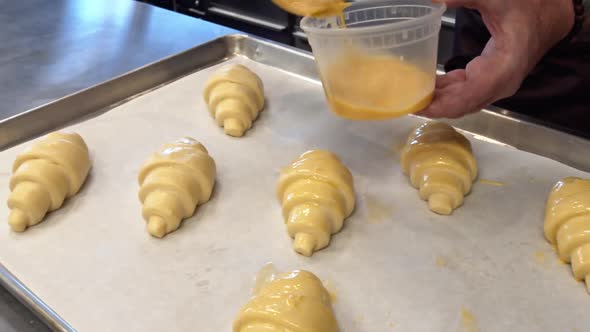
[[0, 33, 589, 331], [446, 107, 590, 172], [0, 265, 74, 332], [0, 35, 237, 152]]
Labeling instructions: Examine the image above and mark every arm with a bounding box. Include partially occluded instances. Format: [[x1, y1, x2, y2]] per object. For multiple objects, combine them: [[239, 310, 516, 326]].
[[419, 0, 576, 118]]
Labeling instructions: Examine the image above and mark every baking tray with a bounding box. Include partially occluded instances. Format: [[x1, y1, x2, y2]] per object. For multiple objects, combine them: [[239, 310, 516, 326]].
[[0, 34, 589, 332]]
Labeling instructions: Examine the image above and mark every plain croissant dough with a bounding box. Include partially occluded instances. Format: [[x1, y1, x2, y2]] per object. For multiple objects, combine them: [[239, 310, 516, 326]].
[[544, 177, 590, 293], [7, 131, 91, 232], [138, 137, 216, 238], [203, 64, 265, 137], [400, 121, 478, 215], [277, 150, 355, 257], [233, 269, 338, 332]]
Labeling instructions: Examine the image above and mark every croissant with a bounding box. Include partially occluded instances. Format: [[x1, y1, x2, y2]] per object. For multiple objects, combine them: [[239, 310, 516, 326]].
[[7, 131, 91, 232], [544, 177, 590, 293], [400, 121, 478, 215], [138, 138, 216, 238], [233, 269, 338, 332], [277, 150, 355, 256], [203, 64, 265, 137]]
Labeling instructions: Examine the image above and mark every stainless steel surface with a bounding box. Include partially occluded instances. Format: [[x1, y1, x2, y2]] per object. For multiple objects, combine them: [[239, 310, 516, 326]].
[[0, 269, 73, 332], [441, 7, 456, 26], [0, 0, 236, 122], [208, 6, 289, 31], [441, 14, 456, 27], [293, 30, 307, 39], [208, 0, 291, 26], [0, 287, 48, 332], [448, 107, 590, 173], [188, 7, 207, 15], [0, 36, 235, 151], [0, 0, 237, 330], [0, 34, 589, 332]]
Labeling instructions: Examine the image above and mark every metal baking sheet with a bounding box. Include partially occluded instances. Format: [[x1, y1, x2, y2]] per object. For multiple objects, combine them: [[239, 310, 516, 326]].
[[0, 35, 589, 332]]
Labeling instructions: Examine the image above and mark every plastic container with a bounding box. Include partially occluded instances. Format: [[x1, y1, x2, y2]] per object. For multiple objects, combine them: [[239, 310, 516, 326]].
[[301, 0, 446, 120]]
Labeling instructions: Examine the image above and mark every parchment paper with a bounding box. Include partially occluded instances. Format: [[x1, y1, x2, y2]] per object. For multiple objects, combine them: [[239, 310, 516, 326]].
[[0, 57, 588, 332]]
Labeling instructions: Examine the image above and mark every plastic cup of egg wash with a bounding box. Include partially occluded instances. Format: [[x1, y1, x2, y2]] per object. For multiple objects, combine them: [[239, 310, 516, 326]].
[[301, 0, 446, 120]]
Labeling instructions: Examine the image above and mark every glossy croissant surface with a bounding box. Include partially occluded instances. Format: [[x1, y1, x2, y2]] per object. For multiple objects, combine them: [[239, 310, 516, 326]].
[[544, 177, 590, 293], [203, 64, 265, 137], [233, 269, 338, 332], [7, 131, 91, 232], [277, 150, 355, 257], [138, 137, 216, 238], [400, 121, 478, 215]]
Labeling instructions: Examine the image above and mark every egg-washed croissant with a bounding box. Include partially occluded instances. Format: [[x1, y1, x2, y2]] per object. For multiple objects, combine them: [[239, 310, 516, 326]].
[[277, 150, 355, 257], [233, 269, 338, 332], [544, 177, 590, 293], [7, 131, 91, 232], [203, 64, 265, 137], [400, 121, 478, 215], [138, 137, 216, 238]]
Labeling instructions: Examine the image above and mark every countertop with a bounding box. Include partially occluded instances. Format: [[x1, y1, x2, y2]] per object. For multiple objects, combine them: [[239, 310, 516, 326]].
[[0, 0, 235, 330]]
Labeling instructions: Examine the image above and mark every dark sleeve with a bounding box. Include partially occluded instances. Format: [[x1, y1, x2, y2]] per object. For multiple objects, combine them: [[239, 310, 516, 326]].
[[444, 9, 489, 73], [444, 8, 590, 138]]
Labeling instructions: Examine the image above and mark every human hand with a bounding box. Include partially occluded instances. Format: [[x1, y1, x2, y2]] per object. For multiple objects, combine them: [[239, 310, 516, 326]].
[[419, 0, 575, 118]]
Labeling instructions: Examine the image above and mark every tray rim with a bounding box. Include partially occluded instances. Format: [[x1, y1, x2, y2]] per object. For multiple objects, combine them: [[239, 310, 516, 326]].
[[0, 266, 74, 332], [0, 33, 589, 331]]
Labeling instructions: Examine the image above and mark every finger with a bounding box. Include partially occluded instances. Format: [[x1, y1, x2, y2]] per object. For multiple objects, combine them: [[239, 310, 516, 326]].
[[435, 70, 467, 89], [418, 81, 478, 118], [421, 34, 525, 119], [420, 58, 502, 118], [419, 70, 472, 118]]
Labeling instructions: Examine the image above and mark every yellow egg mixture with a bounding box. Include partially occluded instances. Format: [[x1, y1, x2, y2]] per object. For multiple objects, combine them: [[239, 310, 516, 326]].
[[273, 0, 434, 120], [323, 52, 434, 120]]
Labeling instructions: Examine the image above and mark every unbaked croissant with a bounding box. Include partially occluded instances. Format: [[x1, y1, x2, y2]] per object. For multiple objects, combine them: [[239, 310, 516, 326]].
[[544, 177, 590, 293], [203, 64, 264, 137], [400, 121, 478, 215], [138, 137, 216, 238], [233, 269, 338, 332], [277, 150, 355, 256], [7, 131, 91, 232]]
